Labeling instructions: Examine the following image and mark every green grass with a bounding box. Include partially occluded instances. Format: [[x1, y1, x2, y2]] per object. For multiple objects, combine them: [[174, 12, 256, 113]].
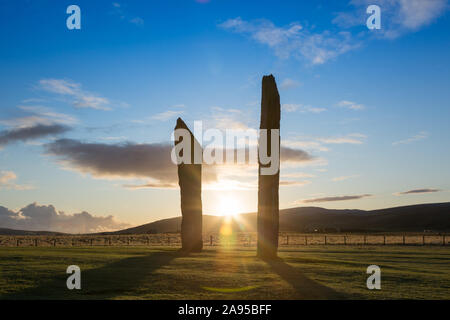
[[0, 246, 448, 299]]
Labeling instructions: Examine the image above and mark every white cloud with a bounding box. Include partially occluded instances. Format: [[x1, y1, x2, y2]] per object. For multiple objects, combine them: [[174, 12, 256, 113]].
[[208, 106, 254, 130], [337, 100, 365, 110], [219, 17, 360, 65], [39, 79, 79, 95], [282, 104, 326, 113], [152, 110, 183, 121], [282, 104, 299, 112], [334, 0, 448, 39], [38, 79, 112, 111], [280, 78, 302, 90], [130, 17, 144, 26], [392, 131, 429, 145], [398, 0, 447, 29], [283, 133, 366, 153]]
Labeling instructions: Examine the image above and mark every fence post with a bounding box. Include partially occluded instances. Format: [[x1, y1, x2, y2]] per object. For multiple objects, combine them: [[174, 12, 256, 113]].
[[210, 235, 213, 246], [403, 235, 405, 245], [383, 235, 386, 245], [422, 235, 425, 246], [286, 235, 289, 246], [324, 236, 327, 245], [344, 236, 346, 245], [305, 236, 308, 246], [35, 238, 38, 247], [168, 235, 171, 246], [443, 235, 446, 246], [16, 239, 20, 247], [364, 235, 367, 245], [90, 239, 93, 246], [53, 239, 56, 247]]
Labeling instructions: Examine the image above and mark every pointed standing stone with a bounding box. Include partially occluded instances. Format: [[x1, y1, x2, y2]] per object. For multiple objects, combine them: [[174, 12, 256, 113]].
[[257, 75, 280, 260], [174, 118, 203, 252]]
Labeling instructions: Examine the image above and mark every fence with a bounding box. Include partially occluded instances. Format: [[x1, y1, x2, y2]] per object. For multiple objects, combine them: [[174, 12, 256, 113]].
[[0, 233, 448, 247]]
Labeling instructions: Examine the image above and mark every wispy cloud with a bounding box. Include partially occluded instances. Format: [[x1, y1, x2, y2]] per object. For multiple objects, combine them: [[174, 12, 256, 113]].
[[279, 180, 311, 187], [130, 17, 144, 26], [152, 110, 183, 121], [219, 17, 360, 65], [38, 79, 112, 111], [281, 172, 315, 179], [317, 133, 367, 145], [283, 133, 366, 154], [332, 174, 360, 182], [123, 182, 177, 189], [0, 106, 77, 129], [111, 2, 145, 26], [208, 106, 254, 131], [337, 100, 365, 110], [282, 104, 326, 113], [135, 105, 186, 123], [283, 140, 330, 152], [333, 0, 448, 39], [295, 193, 372, 204], [0, 171, 33, 190], [279, 78, 302, 90], [0, 124, 70, 147], [392, 131, 429, 145], [394, 188, 441, 196]]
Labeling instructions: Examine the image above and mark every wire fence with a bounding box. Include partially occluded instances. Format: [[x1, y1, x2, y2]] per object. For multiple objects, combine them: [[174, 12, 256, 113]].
[[0, 233, 448, 247]]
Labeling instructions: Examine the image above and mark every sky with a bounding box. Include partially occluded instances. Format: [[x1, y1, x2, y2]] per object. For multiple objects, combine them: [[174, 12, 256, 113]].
[[0, 0, 449, 233]]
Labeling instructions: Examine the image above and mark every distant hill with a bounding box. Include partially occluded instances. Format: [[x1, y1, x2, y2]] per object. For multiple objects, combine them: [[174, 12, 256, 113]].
[[0, 228, 66, 236], [103, 202, 450, 235], [1, 203, 448, 235]]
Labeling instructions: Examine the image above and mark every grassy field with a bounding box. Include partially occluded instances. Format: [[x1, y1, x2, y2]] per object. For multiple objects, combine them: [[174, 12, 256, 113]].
[[0, 246, 449, 300]]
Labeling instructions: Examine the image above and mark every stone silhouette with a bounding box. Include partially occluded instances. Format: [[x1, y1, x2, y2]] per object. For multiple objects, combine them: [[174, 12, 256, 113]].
[[174, 118, 203, 252], [257, 75, 280, 260]]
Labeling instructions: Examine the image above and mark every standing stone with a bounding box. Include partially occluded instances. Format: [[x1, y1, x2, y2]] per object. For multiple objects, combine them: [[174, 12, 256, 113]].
[[174, 118, 203, 252], [257, 75, 280, 260]]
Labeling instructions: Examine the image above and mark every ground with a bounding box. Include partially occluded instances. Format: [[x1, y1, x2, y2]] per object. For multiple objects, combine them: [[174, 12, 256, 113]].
[[0, 246, 448, 299]]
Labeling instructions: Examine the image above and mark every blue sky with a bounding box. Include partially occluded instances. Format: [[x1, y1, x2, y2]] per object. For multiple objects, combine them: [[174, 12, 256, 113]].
[[0, 0, 449, 233]]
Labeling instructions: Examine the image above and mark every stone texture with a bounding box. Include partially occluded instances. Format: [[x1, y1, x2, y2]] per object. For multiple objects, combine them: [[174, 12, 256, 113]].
[[257, 75, 280, 260], [174, 118, 203, 252]]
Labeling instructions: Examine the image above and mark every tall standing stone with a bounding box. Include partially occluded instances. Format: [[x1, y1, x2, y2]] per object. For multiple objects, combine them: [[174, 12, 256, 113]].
[[257, 75, 280, 260], [174, 118, 203, 252]]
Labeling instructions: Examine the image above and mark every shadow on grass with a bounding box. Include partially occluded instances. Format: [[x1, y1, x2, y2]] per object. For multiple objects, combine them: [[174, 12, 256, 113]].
[[2, 250, 178, 300], [265, 258, 345, 299]]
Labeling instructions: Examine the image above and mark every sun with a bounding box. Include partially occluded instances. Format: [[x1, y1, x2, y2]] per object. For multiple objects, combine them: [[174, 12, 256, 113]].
[[216, 195, 244, 217]]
